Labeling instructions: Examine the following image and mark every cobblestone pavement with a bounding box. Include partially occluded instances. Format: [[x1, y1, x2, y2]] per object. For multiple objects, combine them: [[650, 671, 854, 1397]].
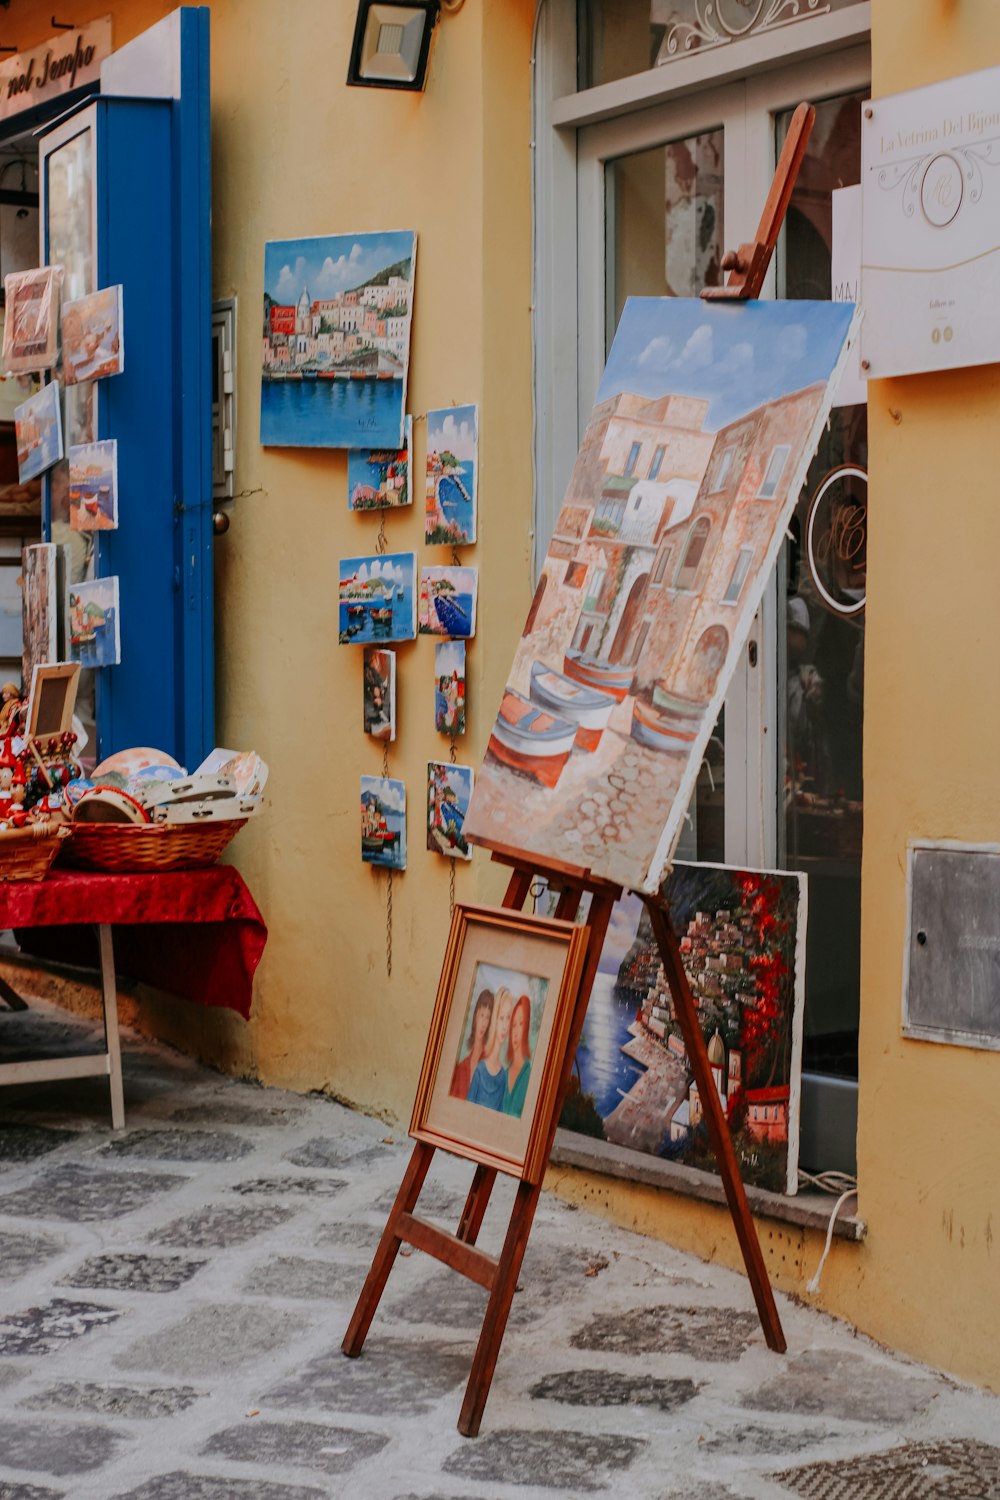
[[2, 993, 1000, 1499]]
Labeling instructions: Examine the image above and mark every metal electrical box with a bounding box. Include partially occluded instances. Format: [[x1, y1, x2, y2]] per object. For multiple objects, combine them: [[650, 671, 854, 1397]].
[[903, 842, 1000, 1052]]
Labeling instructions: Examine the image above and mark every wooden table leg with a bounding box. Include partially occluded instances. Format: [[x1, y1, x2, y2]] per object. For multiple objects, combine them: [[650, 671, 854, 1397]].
[[98, 924, 125, 1132], [0, 973, 28, 1012], [343, 1139, 435, 1357]]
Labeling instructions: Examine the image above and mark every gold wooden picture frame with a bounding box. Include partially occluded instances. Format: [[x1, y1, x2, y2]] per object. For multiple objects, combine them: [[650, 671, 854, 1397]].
[[26, 661, 80, 743], [410, 902, 590, 1184]]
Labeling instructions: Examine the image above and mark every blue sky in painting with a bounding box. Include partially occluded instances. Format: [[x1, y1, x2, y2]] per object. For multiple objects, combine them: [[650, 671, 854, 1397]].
[[264, 231, 414, 304], [596, 298, 856, 431]]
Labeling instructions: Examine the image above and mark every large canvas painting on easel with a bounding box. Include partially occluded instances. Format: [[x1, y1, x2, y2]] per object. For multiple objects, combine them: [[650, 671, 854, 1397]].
[[464, 297, 858, 892]]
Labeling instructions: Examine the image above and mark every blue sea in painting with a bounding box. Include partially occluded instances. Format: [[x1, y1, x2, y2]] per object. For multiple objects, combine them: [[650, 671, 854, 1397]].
[[574, 970, 645, 1119], [70, 608, 119, 669], [421, 591, 474, 638], [339, 588, 414, 645], [434, 469, 474, 540], [361, 780, 406, 871], [340, 553, 415, 645], [261, 376, 404, 450]]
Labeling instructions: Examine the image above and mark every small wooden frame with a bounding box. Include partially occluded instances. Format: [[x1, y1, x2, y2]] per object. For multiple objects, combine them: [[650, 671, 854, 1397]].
[[26, 661, 80, 742], [411, 902, 590, 1185]]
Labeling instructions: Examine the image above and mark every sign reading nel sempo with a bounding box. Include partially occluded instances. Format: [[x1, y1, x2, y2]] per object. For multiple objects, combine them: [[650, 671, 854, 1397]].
[[0, 17, 111, 123]]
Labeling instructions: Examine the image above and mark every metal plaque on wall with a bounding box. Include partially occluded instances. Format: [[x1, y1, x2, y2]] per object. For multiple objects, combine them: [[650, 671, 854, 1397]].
[[903, 842, 1000, 1051]]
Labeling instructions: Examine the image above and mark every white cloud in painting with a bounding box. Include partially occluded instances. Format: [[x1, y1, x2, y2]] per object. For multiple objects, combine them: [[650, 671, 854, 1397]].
[[433, 408, 477, 462], [356, 562, 369, 583], [374, 778, 406, 813], [777, 322, 808, 363], [275, 256, 308, 300], [636, 334, 675, 371], [718, 341, 754, 378], [314, 243, 365, 294], [675, 323, 714, 371]]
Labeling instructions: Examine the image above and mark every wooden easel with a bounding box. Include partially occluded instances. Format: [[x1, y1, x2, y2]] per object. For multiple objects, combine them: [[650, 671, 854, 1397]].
[[344, 101, 817, 1435]]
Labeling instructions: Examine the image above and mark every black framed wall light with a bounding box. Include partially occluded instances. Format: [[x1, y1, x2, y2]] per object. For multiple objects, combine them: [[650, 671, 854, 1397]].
[[347, 1, 441, 91]]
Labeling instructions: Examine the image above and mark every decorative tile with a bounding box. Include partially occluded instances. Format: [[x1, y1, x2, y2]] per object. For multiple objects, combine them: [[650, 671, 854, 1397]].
[[265, 1338, 470, 1417], [201, 1418, 388, 1474], [0, 1299, 122, 1356], [571, 1304, 759, 1360], [101, 1130, 254, 1163], [154, 1204, 294, 1249], [23, 1382, 202, 1419], [0, 1165, 187, 1223], [0, 1418, 129, 1476], [774, 1438, 1000, 1499], [744, 1349, 943, 1424], [529, 1369, 699, 1411], [61, 1254, 207, 1293], [442, 1428, 647, 1491], [116, 1303, 308, 1379]]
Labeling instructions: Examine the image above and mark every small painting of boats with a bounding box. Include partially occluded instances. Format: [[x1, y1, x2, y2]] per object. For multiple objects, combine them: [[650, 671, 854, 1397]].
[[487, 689, 576, 789], [630, 685, 704, 753], [361, 775, 406, 870], [562, 649, 635, 703], [528, 660, 616, 752], [68, 439, 118, 531]]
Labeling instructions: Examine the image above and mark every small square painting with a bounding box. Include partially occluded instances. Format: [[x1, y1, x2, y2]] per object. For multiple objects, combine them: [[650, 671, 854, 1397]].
[[427, 760, 474, 861], [418, 565, 477, 639], [340, 552, 416, 644], [348, 417, 412, 510], [425, 403, 478, 545]]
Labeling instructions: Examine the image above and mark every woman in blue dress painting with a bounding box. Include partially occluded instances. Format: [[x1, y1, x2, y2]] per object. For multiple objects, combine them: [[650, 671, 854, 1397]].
[[502, 994, 533, 1118], [467, 986, 513, 1111]]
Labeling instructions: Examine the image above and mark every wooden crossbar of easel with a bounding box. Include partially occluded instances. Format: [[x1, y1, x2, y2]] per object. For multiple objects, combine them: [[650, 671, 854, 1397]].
[[345, 101, 818, 1435]]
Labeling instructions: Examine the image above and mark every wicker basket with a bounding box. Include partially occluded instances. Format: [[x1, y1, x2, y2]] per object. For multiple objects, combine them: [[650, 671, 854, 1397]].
[[63, 818, 247, 874], [0, 821, 71, 881]]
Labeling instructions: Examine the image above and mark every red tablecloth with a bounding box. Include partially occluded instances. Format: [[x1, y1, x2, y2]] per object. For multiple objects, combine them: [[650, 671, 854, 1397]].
[[1, 867, 266, 1019]]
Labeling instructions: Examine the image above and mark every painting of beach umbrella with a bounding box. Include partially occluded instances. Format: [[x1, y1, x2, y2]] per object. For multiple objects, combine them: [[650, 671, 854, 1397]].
[[418, 565, 477, 639], [425, 403, 477, 544]]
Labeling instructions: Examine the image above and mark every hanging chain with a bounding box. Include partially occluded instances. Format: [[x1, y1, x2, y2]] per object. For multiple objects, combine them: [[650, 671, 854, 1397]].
[[448, 734, 459, 916], [376, 510, 388, 556], [382, 739, 392, 977], [451, 544, 461, 567]]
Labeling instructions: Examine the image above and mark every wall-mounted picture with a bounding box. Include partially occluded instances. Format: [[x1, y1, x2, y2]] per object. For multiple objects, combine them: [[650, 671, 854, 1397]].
[[425, 403, 478, 545], [61, 285, 124, 385], [261, 229, 416, 449], [67, 576, 121, 667], [411, 903, 590, 1182], [68, 440, 118, 531], [361, 774, 406, 871], [464, 296, 858, 893], [363, 646, 396, 741], [21, 542, 58, 688], [14, 381, 63, 482], [434, 639, 466, 736], [339, 551, 416, 645], [418, 565, 477, 639], [560, 862, 807, 1195], [348, 416, 412, 510], [3, 266, 61, 373], [427, 760, 474, 860]]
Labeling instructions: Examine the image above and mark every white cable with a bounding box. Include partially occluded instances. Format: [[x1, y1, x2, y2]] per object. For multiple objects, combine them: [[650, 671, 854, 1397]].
[[805, 1187, 857, 1295]]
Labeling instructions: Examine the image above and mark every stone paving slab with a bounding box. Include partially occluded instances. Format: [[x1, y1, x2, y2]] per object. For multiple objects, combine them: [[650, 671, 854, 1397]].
[[0, 991, 998, 1500]]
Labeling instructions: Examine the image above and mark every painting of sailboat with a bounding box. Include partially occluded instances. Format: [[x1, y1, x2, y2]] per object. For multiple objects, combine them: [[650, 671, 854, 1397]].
[[464, 296, 859, 892], [339, 552, 416, 644]]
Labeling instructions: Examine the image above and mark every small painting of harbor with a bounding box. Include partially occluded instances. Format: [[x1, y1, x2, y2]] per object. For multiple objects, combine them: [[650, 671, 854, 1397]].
[[425, 403, 478, 544], [361, 774, 406, 871], [68, 576, 120, 668], [435, 639, 466, 736], [418, 565, 477, 639], [463, 296, 857, 892], [427, 760, 474, 860], [61, 285, 124, 385], [348, 416, 412, 510], [68, 440, 118, 531], [363, 646, 395, 741], [449, 961, 549, 1118], [261, 230, 415, 448], [560, 862, 806, 1194], [339, 551, 416, 645], [15, 381, 62, 482]]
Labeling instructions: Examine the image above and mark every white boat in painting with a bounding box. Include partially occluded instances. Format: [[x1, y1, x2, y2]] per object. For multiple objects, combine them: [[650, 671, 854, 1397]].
[[630, 684, 704, 753], [529, 660, 616, 752], [562, 648, 636, 703], [488, 688, 577, 788]]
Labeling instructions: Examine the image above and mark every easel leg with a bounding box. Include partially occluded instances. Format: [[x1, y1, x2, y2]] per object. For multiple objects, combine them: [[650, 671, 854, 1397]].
[[457, 1164, 497, 1245], [0, 973, 28, 1012], [343, 1139, 435, 1357], [98, 925, 125, 1132], [644, 898, 785, 1352], [458, 1177, 540, 1438]]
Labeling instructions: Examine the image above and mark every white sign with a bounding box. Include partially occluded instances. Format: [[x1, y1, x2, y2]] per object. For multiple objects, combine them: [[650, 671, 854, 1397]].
[[861, 66, 1000, 378], [831, 185, 866, 407], [0, 17, 111, 124]]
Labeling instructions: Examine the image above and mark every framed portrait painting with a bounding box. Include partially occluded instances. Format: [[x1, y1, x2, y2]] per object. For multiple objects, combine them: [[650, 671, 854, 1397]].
[[410, 903, 590, 1184]]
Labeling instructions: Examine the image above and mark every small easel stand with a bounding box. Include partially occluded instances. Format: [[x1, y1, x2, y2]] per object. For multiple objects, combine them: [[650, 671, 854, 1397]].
[[344, 102, 816, 1436]]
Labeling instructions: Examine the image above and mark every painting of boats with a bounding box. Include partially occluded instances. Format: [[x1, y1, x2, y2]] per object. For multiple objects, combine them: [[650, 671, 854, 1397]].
[[529, 661, 615, 752], [361, 775, 406, 870], [464, 296, 859, 892], [69, 440, 118, 531], [339, 552, 416, 644], [487, 689, 576, 789]]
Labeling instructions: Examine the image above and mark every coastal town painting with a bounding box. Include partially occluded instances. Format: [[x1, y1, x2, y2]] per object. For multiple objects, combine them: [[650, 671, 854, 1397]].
[[261, 230, 415, 449], [435, 639, 466, 736], [361, 774, 406, 871], [463, 296, 858, 892], [427, 760, 474, 860], [69, 440, 118, 531], [363, 646, 395, 741], [15, 381, 62, 482], [425, 403, 478, 544], [339, 551, 416, 645], [418, 565, 477, 639], [61, 286, 124, 385], [348, 416, 412, 510], [68, 576, 120, 668], [560, 862, 807, 1194]]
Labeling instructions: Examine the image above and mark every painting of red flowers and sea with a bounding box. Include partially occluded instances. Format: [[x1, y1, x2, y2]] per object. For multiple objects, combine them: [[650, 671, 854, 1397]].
[[561, 863, 806, 1194], [463, 297, 857, 892]]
